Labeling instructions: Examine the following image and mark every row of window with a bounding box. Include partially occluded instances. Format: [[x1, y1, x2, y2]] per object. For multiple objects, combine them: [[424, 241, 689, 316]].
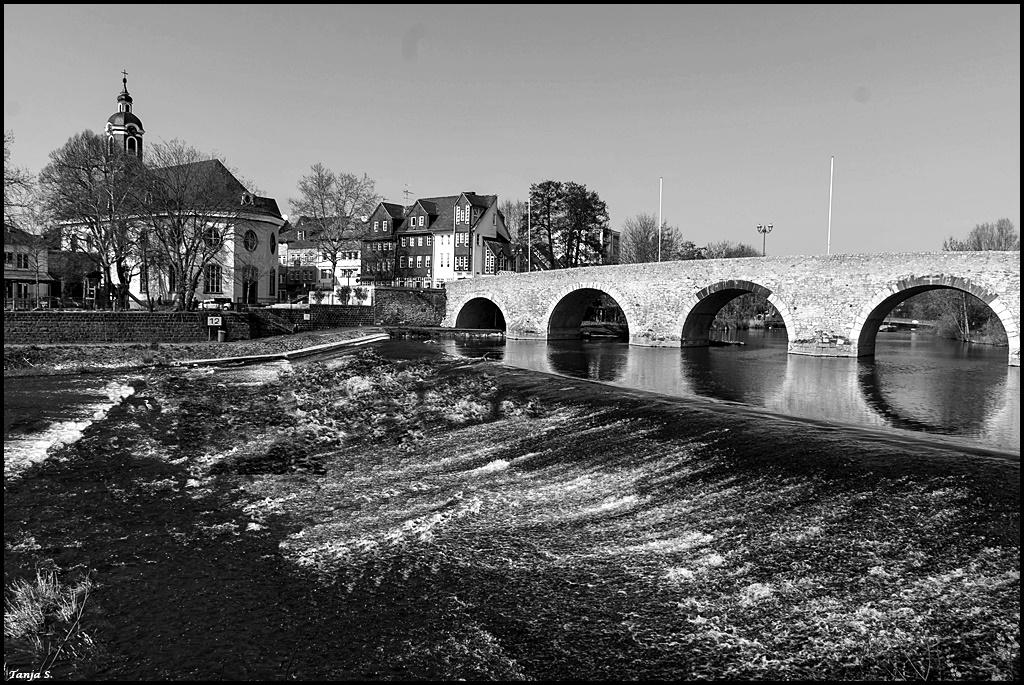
[[372, 214, 434, 232], [361, 254, 486, 272], [365, 232, 485, 251], [401, 235, 432, 248], [396, 279, 434, 289], [365, 260, 394, 274], [5, 252, 33, 269], [399, 255, 432, 269]]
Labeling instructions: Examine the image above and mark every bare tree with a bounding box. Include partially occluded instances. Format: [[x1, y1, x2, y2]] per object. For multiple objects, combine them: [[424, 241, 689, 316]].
[[38, 131, 146, 309], [140, 140, 250, 310], [290, 163, 381, 292], [4, 131, 34, 230], [943, 219, 1019, 251], [619, 213, 702, 263], [703, 240, 761, 259], [499, 198, 528, 270]]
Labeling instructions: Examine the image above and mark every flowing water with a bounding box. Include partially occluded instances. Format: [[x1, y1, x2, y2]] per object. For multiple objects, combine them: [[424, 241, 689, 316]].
[[439, 329, 1020, 455], [4, 375, 135, 480]]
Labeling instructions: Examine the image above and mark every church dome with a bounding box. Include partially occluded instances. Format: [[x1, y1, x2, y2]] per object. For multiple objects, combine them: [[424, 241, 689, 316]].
[[107, 110, 144, 129]]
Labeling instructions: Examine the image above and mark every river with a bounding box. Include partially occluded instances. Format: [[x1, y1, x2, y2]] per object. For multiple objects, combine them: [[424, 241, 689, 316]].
[[438, 329, 1020, 455], [3, 330, 1017, 479]]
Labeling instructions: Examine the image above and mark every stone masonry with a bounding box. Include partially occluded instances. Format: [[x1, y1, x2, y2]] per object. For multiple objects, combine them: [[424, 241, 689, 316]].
[[442, 252, 1021, 366]]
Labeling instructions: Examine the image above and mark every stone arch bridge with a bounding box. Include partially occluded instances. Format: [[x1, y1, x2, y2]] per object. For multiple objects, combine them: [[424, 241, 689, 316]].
[[442, 252, 1020, 366]]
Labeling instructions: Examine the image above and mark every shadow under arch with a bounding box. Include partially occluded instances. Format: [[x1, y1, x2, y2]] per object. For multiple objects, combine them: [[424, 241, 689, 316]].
[[851, 276, 1017, 364], [676, 280, 795, 347], [453, 295, 508, 330], [544, 284, 632, 340]]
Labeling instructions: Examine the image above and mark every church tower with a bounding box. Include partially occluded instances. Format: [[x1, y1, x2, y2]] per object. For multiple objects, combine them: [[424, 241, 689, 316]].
[[104, 71, 145, 159]]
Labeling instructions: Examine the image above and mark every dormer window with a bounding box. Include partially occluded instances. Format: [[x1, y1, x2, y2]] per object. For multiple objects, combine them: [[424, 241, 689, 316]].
[[419, 216, 425, 227]]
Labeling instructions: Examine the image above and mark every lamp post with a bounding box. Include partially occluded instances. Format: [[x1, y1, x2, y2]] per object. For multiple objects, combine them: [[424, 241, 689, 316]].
[[757, 223, 773, 256]]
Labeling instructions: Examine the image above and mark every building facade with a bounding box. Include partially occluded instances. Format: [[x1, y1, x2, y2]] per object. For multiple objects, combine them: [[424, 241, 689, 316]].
[[277, 216, 362, 302], [361, 192, 511, 288], [3, 225, 51, 309]]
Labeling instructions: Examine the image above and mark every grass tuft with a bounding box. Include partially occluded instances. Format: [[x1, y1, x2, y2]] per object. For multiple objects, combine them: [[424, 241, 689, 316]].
[[4, 569, 94, 672]]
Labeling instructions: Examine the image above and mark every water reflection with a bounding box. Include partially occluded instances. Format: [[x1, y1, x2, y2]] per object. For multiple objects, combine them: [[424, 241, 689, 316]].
[[441, 330, 1019, 453]]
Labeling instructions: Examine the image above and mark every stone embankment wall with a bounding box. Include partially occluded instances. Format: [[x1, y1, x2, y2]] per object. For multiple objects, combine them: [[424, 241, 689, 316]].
[[2, 298, 433, 344], [373, 287, 446, 326], [3, 311, 256, 344], [255, 306, 375, 334]]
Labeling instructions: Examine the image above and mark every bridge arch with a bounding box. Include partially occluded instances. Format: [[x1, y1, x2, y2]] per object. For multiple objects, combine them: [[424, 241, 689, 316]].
[[543, 283, 635, 340], [849, 275, 1020, 363], [675, 279, 797, 347], [450, 292, 511, 330]]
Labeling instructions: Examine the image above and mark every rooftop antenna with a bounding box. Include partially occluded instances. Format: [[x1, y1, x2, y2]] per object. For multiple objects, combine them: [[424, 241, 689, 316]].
[[403, 184, 413, 201]]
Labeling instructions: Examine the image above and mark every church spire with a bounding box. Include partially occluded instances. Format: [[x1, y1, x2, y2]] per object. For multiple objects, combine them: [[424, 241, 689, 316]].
[[105, 70, 144, 159]]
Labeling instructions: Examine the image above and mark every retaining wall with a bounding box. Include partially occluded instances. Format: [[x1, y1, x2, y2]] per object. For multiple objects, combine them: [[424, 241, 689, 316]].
[[3, 310, 256, 344], [372, 287, 446, 326]]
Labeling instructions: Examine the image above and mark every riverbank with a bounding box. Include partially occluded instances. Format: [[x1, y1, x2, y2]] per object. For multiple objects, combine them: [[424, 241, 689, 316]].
[[3, 338, 1019, 680]]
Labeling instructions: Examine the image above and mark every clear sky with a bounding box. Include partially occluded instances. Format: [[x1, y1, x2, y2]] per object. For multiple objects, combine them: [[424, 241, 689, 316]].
[[4, 4, 1020, 256]]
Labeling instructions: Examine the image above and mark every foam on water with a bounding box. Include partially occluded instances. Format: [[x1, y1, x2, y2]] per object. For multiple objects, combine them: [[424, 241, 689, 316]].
[[4, 381, 135, 481]]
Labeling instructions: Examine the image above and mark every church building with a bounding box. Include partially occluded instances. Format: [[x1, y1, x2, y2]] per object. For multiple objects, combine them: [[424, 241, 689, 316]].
[[58, 74, 286, 309]]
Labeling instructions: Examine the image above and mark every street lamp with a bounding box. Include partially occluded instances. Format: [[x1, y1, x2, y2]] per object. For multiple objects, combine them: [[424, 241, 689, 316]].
[[757, 223, 773, 256]]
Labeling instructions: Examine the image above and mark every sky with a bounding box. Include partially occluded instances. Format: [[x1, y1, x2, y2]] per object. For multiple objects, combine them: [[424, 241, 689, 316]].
[[4, 4, 1020, 257]]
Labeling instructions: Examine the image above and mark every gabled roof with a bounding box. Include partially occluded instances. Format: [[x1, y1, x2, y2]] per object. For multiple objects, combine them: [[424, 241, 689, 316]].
[[375, 193, 501, 235], [403, 195, 459, 233], [4, 224, 43, 248], [463, 192, 498, 209], [381, 202, 406, 220], [483, 237, 512, 256], [415, 199, 439, 216]]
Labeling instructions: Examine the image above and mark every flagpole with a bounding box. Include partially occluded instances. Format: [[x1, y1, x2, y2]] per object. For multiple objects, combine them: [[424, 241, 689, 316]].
[[827, 156, 834, 255], [527, 195, 532, 272], [658, 177, 663, 262]]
